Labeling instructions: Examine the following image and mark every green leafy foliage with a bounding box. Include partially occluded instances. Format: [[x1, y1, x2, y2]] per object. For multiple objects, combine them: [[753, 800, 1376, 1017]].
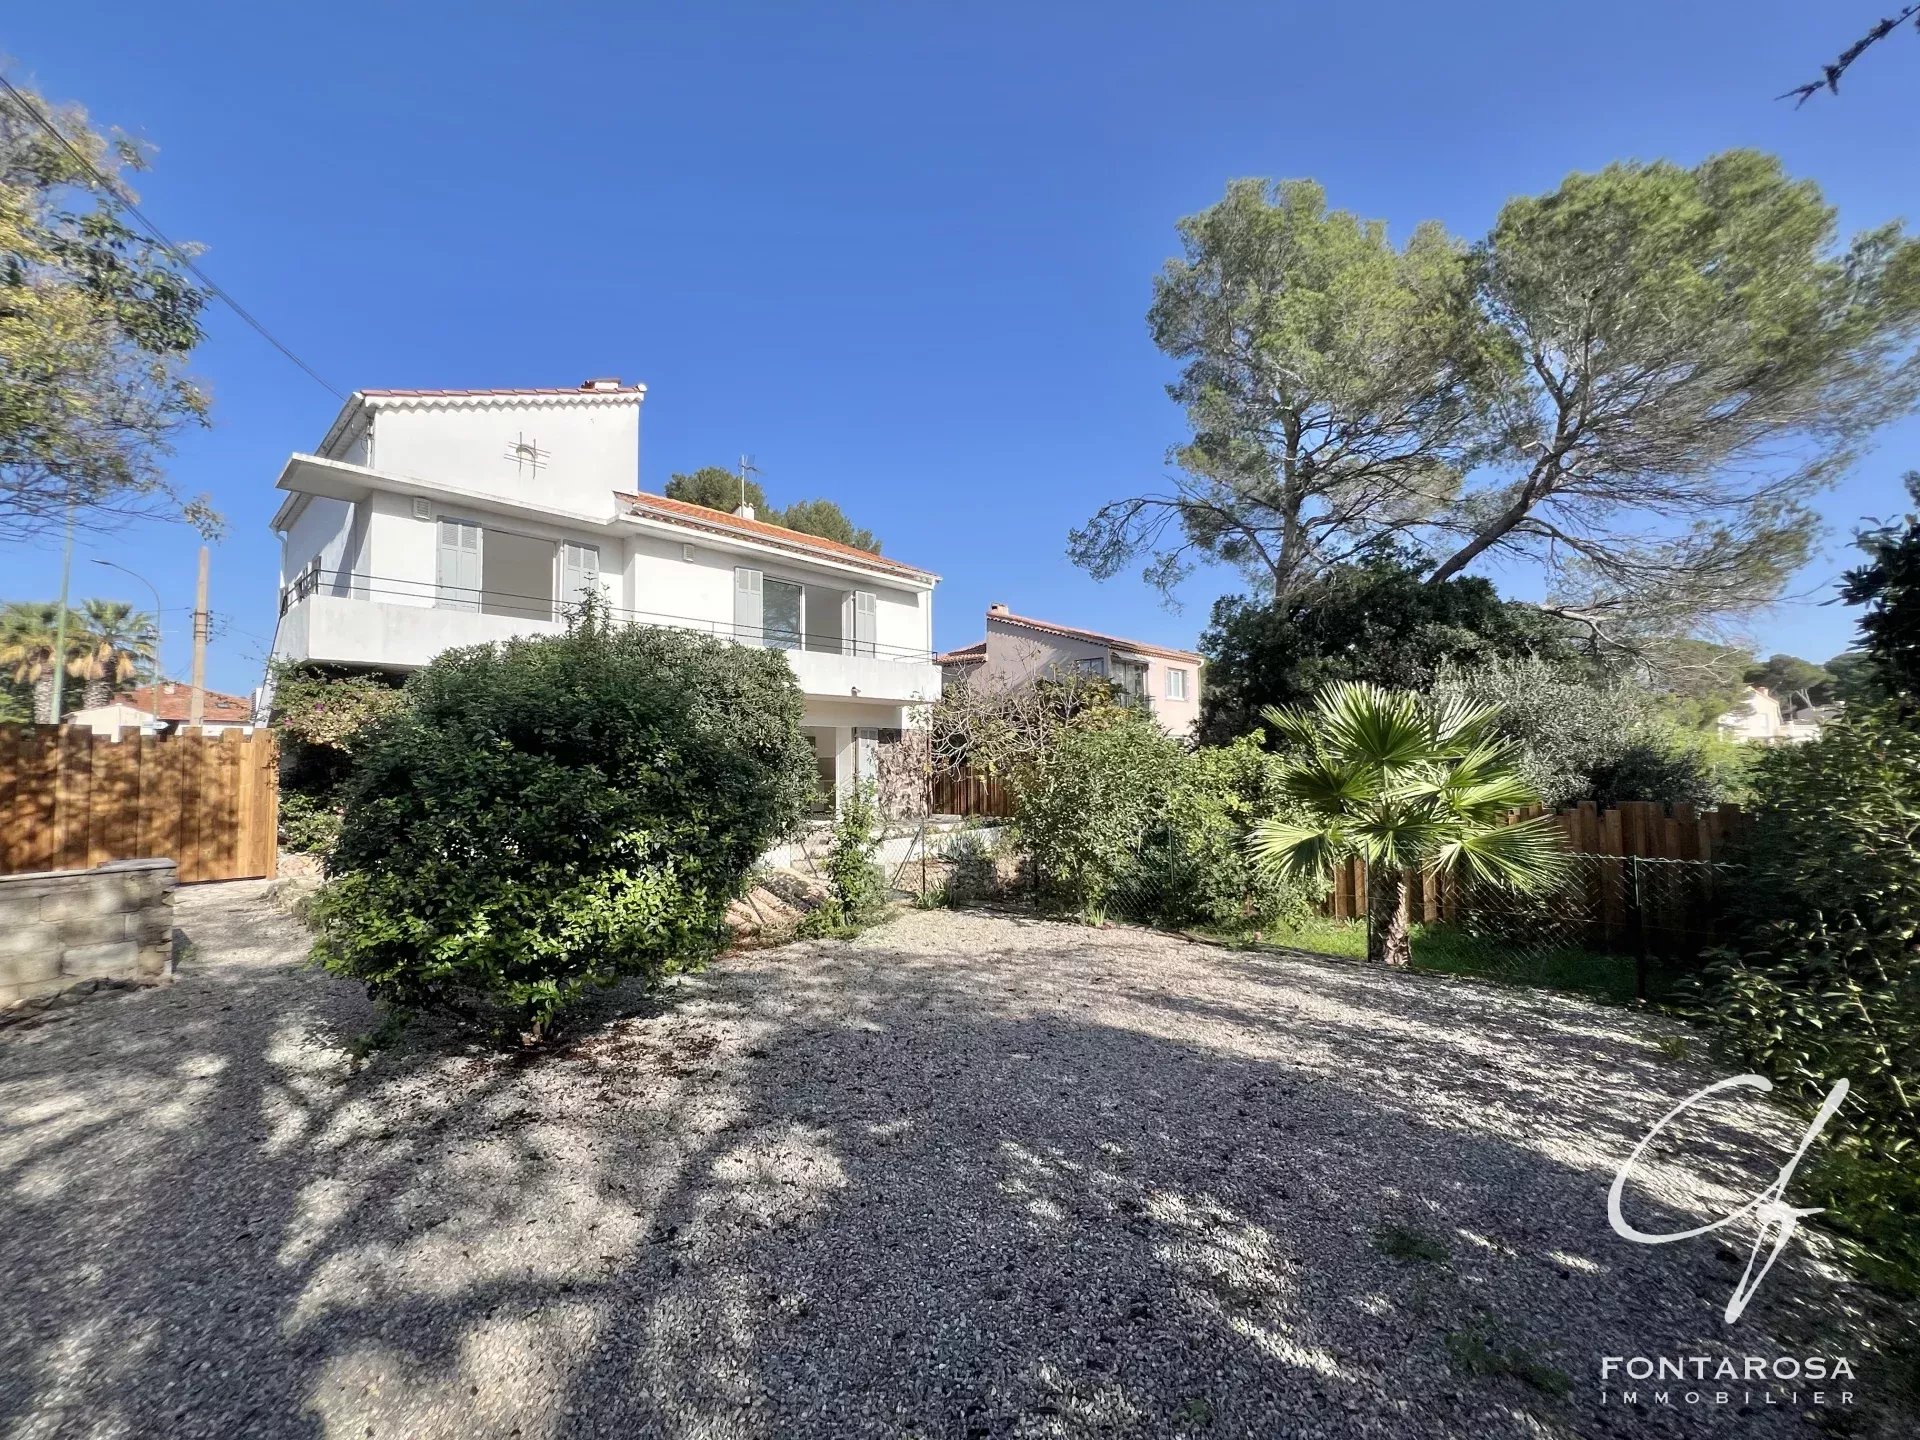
[[1248, 682, 1565, 966], [1012, 709, 1184, 913], [664, 466, 768, 515], [801, 781, 889, 936], [1197, 553, 1576, 743], [271, 665, 411, 855], [1071, 178, 1491, 599], [1841, 472, 1920, 702], [1430, 656, 1725, 809], [1078, 151, 1920, 644], [661, 467, 881, 553], [1693, 706, 1920, 1290], [278, 789, 341, 857], [1, 84, 219, 541], [775, 497, 880, 554], [1743, 653, 1835, 716], [1009, 710, 1322, 928], [312, 602, 814, 1038], [1152, 734, 1325, 932]]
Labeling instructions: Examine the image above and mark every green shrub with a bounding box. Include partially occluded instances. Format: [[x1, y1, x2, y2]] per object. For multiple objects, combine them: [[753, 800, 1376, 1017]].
[[1692, 706, 1920, 1291], [278, 788, 341, 857], [1008, 713, 1322, 927], [272, 664, 410, 853], [1153, 733, 1323, 931], [313, 604, 814, 1038], [1010, 708, 1184, 911], [1431, 656, 1721, 808], [943, 830, 1002, 902], [801, 781, 888, 935]]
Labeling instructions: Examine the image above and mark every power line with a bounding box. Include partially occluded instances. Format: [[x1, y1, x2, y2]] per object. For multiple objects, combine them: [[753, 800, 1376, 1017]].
[[0, 72, 346, 402]]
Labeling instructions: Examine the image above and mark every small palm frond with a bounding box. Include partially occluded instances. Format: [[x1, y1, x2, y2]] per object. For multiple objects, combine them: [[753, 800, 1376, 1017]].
[[1256, 703, 1322, 755], [1443, 815, 1569, 894], [1247, 818, 1344, 880], [1279, 756, 1377, 813], [1350, 805, 1451, 873], [1418, 738, 1543, 818], [1427, 691, 1502, 753], [1316, 682, 1430, 772]]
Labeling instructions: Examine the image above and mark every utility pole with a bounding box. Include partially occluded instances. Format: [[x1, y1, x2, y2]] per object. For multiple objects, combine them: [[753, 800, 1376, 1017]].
[[189, 545, 209, 730], [48, 499, 76, 724]]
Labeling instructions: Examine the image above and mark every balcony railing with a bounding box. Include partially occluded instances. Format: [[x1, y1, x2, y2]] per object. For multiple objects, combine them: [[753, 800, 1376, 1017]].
[[279, 568, 935, 663]]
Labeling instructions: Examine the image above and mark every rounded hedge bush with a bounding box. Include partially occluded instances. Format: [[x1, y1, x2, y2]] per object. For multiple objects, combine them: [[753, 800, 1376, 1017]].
[[312, 606, 815, 1037]]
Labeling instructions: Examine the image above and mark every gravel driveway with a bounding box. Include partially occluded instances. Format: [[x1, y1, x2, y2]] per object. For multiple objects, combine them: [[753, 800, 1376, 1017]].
[[0, 883, 1905, 1439]]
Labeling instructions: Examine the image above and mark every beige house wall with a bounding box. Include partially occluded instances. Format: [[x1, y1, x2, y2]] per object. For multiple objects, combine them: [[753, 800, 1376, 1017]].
[[970, 616, 1203, 739]]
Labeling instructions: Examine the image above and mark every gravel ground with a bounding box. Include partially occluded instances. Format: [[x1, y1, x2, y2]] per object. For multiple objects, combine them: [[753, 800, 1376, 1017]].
[[0, 883, 1907, 1439]]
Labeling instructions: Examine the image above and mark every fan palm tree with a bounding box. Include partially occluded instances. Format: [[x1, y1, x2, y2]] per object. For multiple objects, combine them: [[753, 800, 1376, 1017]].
[[0, 602, 72, 724], [1247, 681, 1567, 967], [74, 599, 160, 707]]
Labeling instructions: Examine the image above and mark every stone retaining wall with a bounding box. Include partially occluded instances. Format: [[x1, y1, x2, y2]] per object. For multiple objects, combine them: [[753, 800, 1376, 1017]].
[[0, 859, 176, 1007]]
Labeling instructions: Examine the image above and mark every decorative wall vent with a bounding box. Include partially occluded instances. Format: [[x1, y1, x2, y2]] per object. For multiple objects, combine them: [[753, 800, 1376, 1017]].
[[505, 432, 549, 478], [411, 497, 433, 521]]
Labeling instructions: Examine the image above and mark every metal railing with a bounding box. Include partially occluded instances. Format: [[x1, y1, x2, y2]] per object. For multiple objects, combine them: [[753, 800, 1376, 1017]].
[[279, 567, 936, 663]]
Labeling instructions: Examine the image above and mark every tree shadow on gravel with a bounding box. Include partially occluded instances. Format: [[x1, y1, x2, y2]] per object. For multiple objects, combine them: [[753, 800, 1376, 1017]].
[[0, 902, 1907, 1440]]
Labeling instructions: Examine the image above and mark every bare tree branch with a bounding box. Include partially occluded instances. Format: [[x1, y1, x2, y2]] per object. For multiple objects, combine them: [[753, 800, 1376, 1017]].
[[1779, 6, 1920, 105]]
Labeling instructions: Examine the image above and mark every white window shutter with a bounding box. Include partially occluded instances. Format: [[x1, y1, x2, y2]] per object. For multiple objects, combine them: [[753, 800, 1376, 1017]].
[[436, 519, 481, 612], [854, 591, 876, 658], [733, 567, 763, 643], [559, 542, 600, 612]]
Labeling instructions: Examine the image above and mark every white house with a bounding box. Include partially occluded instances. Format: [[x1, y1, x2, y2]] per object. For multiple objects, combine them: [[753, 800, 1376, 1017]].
[[267, 380, 941, 809], [1713, 685, 1824, 746]]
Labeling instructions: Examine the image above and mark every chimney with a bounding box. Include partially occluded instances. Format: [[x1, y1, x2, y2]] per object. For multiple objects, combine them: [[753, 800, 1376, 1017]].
[[733, 503, 756, 520], [580, 377, 622, 391], [987, 602, 1009, 616]]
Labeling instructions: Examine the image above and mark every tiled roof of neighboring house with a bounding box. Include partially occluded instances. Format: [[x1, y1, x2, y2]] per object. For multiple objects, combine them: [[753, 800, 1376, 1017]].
[[934, 641, 988, 666], [117, 683, 254, 724], [986, 610, 1203, 663], [614, 491, 938, 582], [358, 385, 644, 397]]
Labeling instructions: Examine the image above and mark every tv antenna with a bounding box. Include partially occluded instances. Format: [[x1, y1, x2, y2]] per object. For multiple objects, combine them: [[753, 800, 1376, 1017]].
[[738, 454, 761, 512]]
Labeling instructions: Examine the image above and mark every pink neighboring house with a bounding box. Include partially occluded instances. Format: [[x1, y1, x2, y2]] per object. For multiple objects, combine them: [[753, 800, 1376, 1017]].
[[936, 603, 1204, 737]]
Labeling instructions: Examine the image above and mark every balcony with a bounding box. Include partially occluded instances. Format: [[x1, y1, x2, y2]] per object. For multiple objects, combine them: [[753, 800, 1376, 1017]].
[[275, 570, 941, 705]]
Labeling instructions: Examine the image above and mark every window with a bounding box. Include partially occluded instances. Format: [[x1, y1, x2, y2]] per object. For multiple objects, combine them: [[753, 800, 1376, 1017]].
[[763, 577, 804, 650], [842, 590, 877, 658], [558, 542, 599, 612], [435, 519, 481, 612], [1071, 656, 1106, 677], [1166, 668, 1189, 701]]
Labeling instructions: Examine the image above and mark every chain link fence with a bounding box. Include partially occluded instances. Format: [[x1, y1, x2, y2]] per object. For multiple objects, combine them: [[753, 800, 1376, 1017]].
[[1090, 844, 1739, 1004]]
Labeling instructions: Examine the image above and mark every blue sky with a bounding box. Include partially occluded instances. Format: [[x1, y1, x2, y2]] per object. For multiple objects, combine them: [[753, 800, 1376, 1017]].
[[4, 1, 1915, 698]]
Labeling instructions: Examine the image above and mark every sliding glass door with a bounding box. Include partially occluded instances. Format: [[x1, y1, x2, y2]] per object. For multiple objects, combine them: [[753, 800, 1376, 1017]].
[[763, 577, 803, 650]]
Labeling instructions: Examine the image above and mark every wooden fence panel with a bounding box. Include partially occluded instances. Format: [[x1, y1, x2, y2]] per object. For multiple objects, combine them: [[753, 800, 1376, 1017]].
[[1318, 798, 1754, 955], [0, 725, 278, 883], [928, 765, 1014, 819]]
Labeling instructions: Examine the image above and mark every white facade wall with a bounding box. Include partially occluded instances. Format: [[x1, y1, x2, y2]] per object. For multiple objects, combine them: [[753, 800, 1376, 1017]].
[[279, 496, 354, 589], [356, 399, 639, 520]]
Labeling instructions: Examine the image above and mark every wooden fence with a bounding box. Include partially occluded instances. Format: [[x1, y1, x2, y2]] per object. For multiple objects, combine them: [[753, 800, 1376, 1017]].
[[928, 766, 1015, 819], [0, 726, 279, 883], [1325, 799, 1754, 956]]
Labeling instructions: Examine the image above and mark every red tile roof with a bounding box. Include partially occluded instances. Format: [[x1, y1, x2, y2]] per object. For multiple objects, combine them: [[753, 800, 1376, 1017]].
[[358, 386, 642, 398], [983, 610, 1202, 663], [614, 491, 937, 581], [117, 684, 254, 724], [934, 641, 987, 666]]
